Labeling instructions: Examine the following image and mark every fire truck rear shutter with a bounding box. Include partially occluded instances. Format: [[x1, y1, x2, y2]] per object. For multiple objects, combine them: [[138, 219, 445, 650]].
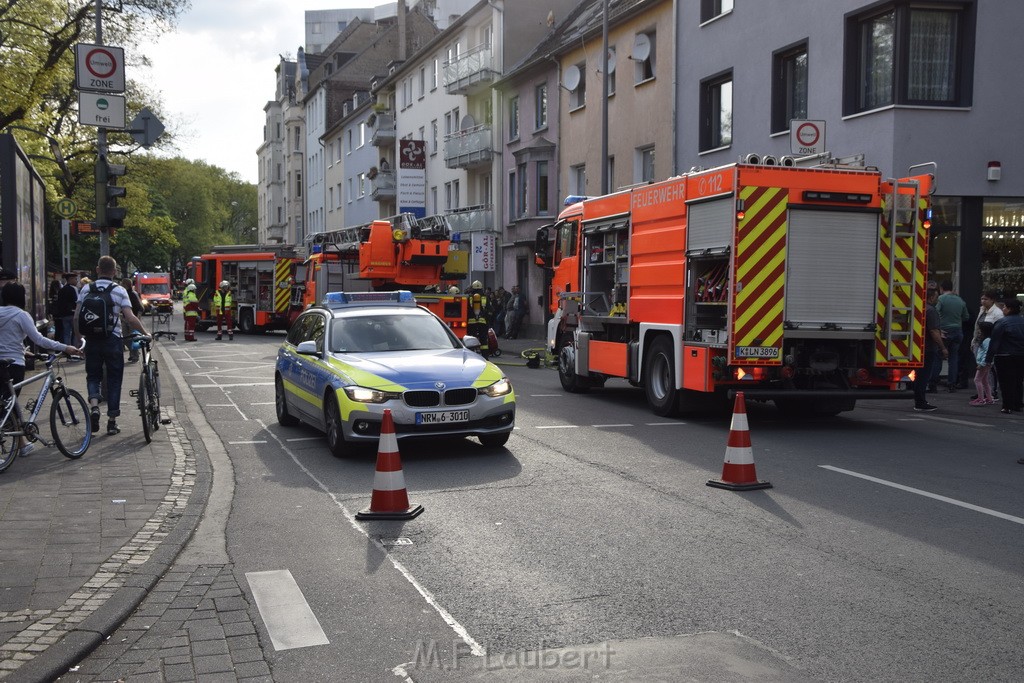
[[687, 197, 733, 252]]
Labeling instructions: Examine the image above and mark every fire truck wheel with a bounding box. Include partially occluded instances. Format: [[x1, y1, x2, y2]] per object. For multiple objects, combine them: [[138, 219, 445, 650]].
[[557, 340, 591, 393], [239, 310, 255, 334], [275, 375, 299, 427], [324, 394, 349, 458], [644, 336, 680, 417]]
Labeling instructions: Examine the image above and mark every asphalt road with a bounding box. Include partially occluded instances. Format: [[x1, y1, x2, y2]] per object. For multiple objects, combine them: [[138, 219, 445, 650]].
[[155, 332, 1024, 681]]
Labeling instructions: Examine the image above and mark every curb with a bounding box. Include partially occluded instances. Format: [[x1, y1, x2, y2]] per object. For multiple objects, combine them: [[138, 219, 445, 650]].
[[13, 345, 213, 683]]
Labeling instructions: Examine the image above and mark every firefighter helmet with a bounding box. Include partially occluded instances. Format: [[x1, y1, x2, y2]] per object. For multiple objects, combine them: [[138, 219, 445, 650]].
[[185, 283, 196, 292], [219, 280, 230, 288], [471, 280, 483, 290], [448, 285, 460, 294], [184, 278, 195, 285]]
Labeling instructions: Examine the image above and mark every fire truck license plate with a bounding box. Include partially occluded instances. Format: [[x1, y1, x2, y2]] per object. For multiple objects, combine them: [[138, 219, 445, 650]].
[[416, 410, 470, 425]]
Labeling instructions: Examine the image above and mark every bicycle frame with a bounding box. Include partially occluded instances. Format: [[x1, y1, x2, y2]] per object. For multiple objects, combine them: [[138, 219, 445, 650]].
[[3, 358, 59, 446]]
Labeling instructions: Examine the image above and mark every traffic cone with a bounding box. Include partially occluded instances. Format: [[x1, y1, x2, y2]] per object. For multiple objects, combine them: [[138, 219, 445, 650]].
[[707, 392, 772, 491], [356, 409, 424, 520]]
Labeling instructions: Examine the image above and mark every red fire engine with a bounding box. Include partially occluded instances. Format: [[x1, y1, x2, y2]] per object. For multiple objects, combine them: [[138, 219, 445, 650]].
[[535, 157, 935, 416]]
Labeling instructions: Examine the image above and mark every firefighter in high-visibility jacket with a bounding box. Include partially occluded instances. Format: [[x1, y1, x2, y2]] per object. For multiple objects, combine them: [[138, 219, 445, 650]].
[[182, 281, 199, 342], [467, 280, 489, 355], [211, 280, 234, 341]]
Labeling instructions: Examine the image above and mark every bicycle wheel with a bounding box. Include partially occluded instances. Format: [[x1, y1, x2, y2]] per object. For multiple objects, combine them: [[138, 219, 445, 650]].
[[50, 388, 91, 459], [148, 361, 161, 433], [139, 370, 153, 443], [0, 398, 19, 472]]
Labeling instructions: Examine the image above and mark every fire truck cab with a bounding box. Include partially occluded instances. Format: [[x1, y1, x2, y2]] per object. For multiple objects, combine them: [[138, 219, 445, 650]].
[[536, 156, 935, 417]]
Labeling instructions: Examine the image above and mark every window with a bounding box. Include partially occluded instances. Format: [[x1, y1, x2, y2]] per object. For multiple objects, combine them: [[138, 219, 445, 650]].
[[445, 181, 460, 210], [347, 178, 353, 202], [419, 67, 426, 98], [346, 129, 352, 153], [537, 161, 549, 214], [432, 58, 439, 90], [634, 32, 655, 83], [359, 123, 366, 147], [637, 146, 655, 183], [535, 83, 548, 128], [607, 49, 616, 96], [569, 62, 586, 110], [328, 186, 334, 210], [509, 96, 520, 140], [772, 42, 808, 133], [431, 120, 438, 154], [430, 186, 437, 214], [517, 162, 528, 217], [570, 164, 586, 195], [845, 2, 974, 114], [700, 71, 732, 151], [358, 173, 366, 197], [700, 0, 733, 23], [296, 172, 302, 197], [606, 156, 615, 192], [311, 22, 322, 34], [508, 172, 516, 221]]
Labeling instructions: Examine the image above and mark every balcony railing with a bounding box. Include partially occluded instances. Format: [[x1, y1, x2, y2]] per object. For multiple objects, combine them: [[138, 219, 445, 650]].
[[444, 44, 497, 95], [445, 205, 494, 234], [370, 170, 396, 201], [370, 111, 395, 147], [444, 124, 493, 170], [266, 225, 286, 243]]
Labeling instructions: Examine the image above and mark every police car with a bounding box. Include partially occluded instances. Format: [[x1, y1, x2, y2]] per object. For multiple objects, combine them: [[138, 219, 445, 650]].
[[275, 291, 515, 455]]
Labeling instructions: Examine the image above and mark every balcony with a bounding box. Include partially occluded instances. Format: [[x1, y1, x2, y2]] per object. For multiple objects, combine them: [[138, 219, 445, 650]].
[[445, 205, 494, 235], [444, 124, 493, 170], [369, 111, 395, 147], [444, 44, 497, 96], [370, 170, 396, 202], [266, 225, 286, 243]]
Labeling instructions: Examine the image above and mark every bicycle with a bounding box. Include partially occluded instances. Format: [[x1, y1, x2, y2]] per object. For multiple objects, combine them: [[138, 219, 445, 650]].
[[0, 353, 91, 472], [129, 332, 172, 443]]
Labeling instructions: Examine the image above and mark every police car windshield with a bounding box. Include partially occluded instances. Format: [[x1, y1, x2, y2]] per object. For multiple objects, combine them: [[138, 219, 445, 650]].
[[330, 312, 458, 353]]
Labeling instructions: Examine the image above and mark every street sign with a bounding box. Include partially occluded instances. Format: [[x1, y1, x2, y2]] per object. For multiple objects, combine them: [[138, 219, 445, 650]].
[[75, 43, 125, 93], [55, 198, 78, 219], [791, 119, 825, 155], [79, 92, 126, 129], [130, 107, 165, 148]]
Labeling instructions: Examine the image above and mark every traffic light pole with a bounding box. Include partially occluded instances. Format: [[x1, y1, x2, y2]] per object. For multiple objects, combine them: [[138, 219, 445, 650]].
[[95, 0, 110, 256]]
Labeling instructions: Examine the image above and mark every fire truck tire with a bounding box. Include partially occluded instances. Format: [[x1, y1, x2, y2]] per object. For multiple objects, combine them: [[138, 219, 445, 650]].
[[275, 375, 299, 427], [324, 394, 349, 458], [239, 310, 256, 335], [557, 341, 591, 393], [644, 336, 680, 417]]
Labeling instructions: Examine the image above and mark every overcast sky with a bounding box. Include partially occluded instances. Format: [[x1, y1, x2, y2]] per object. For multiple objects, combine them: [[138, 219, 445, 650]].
[[143, 1, 394, 185]]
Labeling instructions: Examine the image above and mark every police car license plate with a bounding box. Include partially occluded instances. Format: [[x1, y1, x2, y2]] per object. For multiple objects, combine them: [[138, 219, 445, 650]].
[[416, 410, 470, 425]]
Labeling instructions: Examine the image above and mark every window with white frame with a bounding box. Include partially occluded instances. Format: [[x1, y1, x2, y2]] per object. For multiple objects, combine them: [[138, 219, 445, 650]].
[[359, 122, 365, 147], [358, 173, 366, 197], [430, 186, 437, 214], [637, 146, 655, 183], [419, 67, 426, 98], [701, 0, 733, 23], [535, 83, 548, 129], [772, 42, 808, 133], [634, 32, 655, 83], [432, 58, 439, 90], [517, 162, 528, 217], [509, 96, 520, 140], [570, 164, 586, 195], [569, 62, 586, 110], [431, 120, 438, 154]]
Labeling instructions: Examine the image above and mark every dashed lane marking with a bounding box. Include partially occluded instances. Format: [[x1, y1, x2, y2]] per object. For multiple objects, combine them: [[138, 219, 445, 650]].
[[245, 569, 330, 651], [645, 422, 687, 426], [190, 382, 275, 388], [820, 465, 1024, 526], [594, 423, 634, 428], [535, 425, 579, 429], [285, 437, 322, 442], [228, 440, 268, 445]]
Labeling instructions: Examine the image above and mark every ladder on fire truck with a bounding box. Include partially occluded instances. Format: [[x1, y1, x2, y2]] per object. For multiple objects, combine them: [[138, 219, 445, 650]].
[[882, 177, 923, 362]]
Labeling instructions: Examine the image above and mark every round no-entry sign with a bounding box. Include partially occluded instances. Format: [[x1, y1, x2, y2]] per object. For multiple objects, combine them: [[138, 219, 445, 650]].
[[85, 48, 117, 79], [75, 43, 125, 93]]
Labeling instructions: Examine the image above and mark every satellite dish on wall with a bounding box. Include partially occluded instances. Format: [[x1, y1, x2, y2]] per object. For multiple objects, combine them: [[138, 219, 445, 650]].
[[460, 114, 476, 131], [606, 49, 617, 74], [632, 33, 651, 61], [563, 64, 581, 91]]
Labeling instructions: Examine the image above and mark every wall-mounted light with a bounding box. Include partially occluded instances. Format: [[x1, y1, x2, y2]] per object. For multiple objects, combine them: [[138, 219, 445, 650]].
[[988, 161, 1001, 182]]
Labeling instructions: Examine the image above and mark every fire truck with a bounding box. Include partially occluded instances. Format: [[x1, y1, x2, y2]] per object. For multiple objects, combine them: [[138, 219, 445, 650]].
[[186, 244, 301, 333], [298, 213, 469, 331], [134, 271, 172, 315], [535, 156, 935, 416]]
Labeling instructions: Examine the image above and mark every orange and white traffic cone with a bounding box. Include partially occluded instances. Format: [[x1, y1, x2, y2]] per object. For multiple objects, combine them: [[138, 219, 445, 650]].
[[356, 409, 424, 520], [707, 392, 772, 491]]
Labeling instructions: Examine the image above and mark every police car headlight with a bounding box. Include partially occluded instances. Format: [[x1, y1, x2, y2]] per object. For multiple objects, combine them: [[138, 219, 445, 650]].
[[479, 378, 512, 397], [344, 386, 401, 403]]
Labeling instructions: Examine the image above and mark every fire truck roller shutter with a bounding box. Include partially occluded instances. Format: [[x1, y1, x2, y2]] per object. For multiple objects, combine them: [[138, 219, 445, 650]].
[[785, 209, 878, 330], [686, 197, 733, 252]]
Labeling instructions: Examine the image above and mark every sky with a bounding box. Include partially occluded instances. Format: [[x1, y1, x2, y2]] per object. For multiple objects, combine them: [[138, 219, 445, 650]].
[[143, 1, 395, 185]]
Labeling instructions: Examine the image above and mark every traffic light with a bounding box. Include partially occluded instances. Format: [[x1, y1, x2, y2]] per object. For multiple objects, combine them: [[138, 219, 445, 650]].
[[95, 154, 127, 230]]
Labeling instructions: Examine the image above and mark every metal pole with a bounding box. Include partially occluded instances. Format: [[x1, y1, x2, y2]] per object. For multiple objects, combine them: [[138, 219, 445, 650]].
[[95, 0, 110, 257], [600, 0, 609, 195]]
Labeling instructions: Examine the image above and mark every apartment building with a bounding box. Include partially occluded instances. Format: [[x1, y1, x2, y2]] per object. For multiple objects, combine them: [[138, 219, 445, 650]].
[[676, 0, 1024, 306]]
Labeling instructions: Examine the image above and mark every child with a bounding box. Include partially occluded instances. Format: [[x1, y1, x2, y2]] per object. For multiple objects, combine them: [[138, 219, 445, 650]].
[[970, 321, 995, 406]]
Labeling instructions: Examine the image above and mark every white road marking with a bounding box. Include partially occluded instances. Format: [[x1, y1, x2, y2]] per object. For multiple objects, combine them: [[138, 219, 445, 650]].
[[915, 415, 994, 427], [530, 394, 563, 397], [286, 437, 322, 442], [245, 569, 330, 651], [251, 402, 276, 406], [257, 419, 486, 657], [228, 440, 268, 445], [645, 421, 686, 426], [820, 465, 1024, 526], [593, 423, 633, 428], [535, 425, 579, 429], [206, 404, 235, 407], [190, 382, 275, 388]]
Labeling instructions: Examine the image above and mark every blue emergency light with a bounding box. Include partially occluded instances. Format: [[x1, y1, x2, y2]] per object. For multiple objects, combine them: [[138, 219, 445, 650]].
[[323, 291, 416, 307]]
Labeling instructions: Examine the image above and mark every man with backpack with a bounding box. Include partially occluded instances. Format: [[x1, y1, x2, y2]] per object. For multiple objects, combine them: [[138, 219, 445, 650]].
[[74, 256, 150, 436]]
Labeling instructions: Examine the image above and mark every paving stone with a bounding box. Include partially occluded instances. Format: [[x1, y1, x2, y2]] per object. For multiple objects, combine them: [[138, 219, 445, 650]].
[[231, 647, 265, 664], [222, 621, 256, 638], [233, 659, 272, 678], [226, 634, 260, 651], [164, 662, 196, 682], [193, 638, 230, 656], [194, 653, 234, 675]]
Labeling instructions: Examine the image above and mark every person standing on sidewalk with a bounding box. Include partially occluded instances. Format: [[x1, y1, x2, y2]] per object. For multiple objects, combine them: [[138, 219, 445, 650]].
[[55, 272, 79, 346], [74, 256, 150, 436], [913, 284, 948, 412], [504, 285, 527, 340], [1, 282, 83, 455], [121, 278, 144, 363], [935, 280, 970, 392], [211, 280, 234, 341], [986, 298, 1024, 414], [182, 282, 199, 341]]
